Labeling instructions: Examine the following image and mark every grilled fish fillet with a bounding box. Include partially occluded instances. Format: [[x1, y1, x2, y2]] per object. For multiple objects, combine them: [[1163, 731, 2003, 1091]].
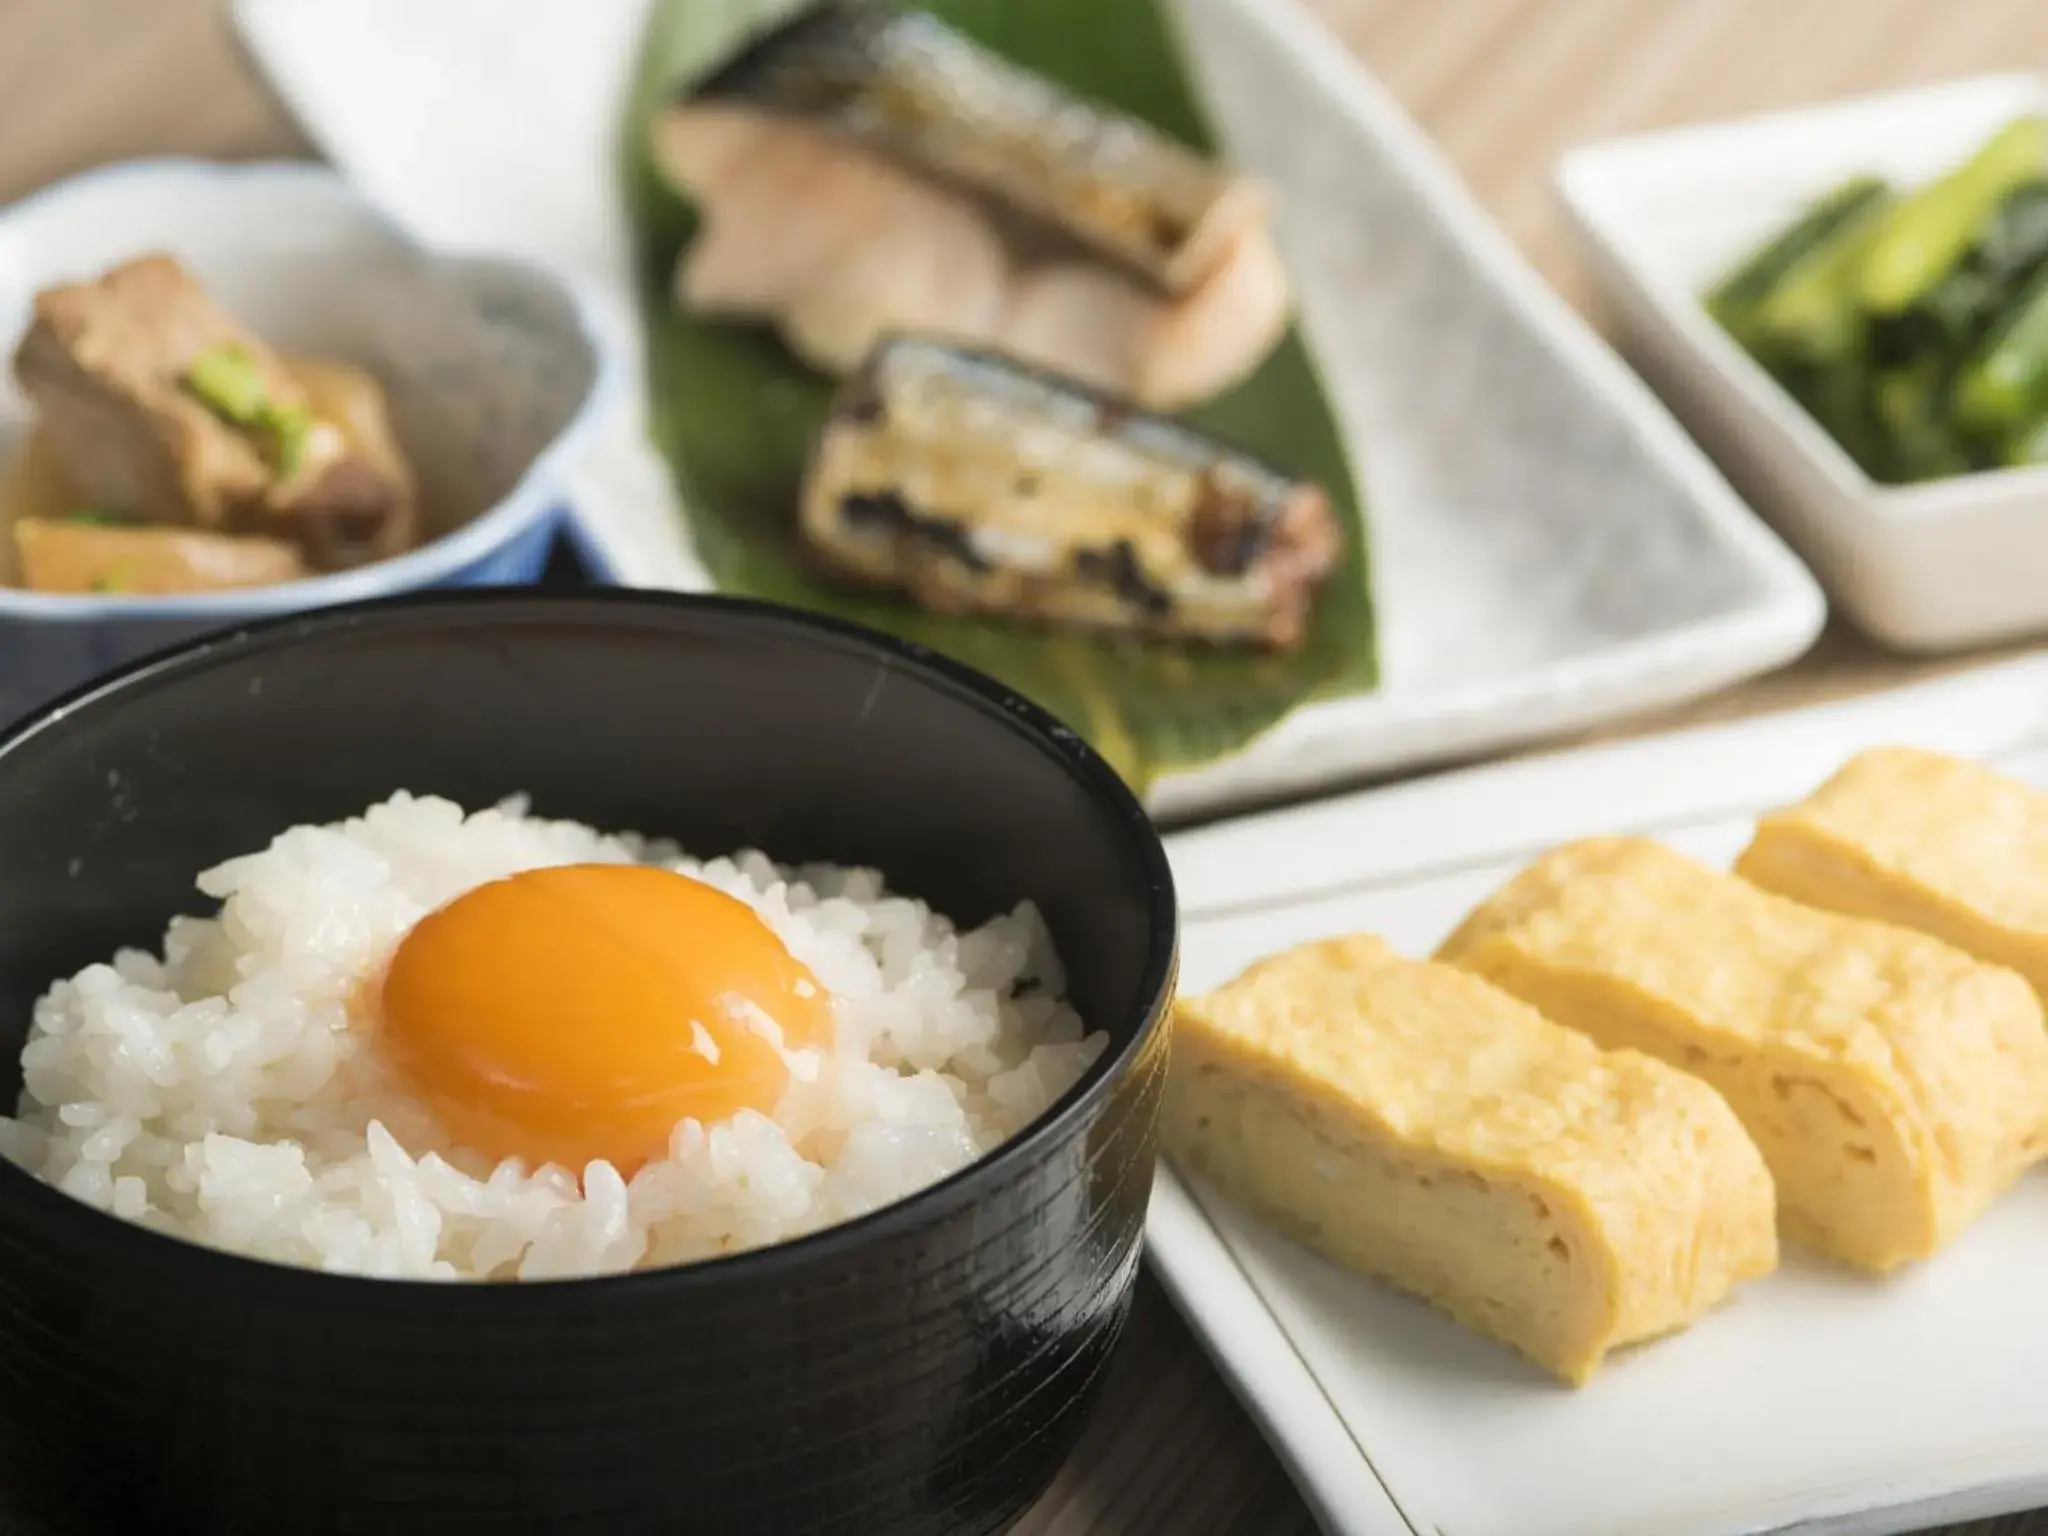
[[693, 0, 1266, 294], [799, 337, 1340, 648], [1438, 836, 2048, 1272], [651, 103, 1289, 411], [1163, 934, 1777, 1386]]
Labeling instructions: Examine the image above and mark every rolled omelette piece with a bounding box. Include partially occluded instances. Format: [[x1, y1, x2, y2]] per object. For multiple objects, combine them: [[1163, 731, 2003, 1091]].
[[1162, 933, 1776, 1386], [1438, 836, 2048, 1273], [1736, 747, 2048, 1000]]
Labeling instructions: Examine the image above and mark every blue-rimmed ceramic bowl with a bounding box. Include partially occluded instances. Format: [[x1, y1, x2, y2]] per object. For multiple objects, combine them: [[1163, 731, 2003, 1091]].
[[0, 158, 623, 723]]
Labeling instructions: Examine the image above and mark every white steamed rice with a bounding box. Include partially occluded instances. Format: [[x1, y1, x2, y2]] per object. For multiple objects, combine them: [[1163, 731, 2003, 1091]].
[[0, 793, 1105, 1281]]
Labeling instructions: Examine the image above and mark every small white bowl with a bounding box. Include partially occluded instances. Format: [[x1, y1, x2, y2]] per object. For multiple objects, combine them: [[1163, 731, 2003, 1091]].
[[0, 157, 624, 720], [1557, 73, 2048, 654]]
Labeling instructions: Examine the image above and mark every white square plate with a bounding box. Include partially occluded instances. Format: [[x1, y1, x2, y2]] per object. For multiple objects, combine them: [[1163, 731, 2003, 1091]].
[[1559, 74, 2048, 656], [231, 0, 1824, 821], [1153, 653, 2048, 1536]]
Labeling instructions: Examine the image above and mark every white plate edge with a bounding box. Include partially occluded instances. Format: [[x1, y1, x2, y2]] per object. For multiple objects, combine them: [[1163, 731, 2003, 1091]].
[[1147, 1168, 1416, 1536], [1170, 646, 2048, 915]]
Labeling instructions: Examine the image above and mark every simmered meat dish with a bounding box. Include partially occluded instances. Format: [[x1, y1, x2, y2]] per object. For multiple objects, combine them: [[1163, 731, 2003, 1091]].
[[4, 253, 419, 594]]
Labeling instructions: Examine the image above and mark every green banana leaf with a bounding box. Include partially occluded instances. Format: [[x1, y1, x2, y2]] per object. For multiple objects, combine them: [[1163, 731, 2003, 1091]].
[[620, 0, 1375, 789]]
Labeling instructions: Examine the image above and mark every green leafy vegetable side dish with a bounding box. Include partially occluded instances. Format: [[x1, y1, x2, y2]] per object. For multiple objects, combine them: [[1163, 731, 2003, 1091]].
[[620, 0, 1376, 790], [1707, 115, 2048, 484]]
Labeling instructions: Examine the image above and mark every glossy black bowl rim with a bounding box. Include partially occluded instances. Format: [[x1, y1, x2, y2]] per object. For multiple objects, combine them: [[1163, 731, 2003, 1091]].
[[0, 587, 1180, 1302]]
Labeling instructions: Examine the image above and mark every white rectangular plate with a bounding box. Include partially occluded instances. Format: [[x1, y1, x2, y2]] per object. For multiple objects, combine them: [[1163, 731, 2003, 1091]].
[[1153, 653, 2048, 1536], [230, 0, 1823, 821]]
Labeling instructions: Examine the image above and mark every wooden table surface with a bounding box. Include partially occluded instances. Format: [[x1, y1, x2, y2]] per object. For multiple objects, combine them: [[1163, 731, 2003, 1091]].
[[4, 2, 2047, 1532]]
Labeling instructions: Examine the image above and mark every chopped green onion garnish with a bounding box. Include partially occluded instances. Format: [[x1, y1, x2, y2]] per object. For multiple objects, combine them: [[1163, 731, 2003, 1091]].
[[267, 401, 313, 481], [68, 507, 121, 525], [183, 345, 267, 426], [181, 346, 319, 479], [88, 561, 137, 594]]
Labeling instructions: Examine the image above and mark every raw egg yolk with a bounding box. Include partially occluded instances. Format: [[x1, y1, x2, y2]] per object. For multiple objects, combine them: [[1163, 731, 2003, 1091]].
[[379, 864, 832, 1175]]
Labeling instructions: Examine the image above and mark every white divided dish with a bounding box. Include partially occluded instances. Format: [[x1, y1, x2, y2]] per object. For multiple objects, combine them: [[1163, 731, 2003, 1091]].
[[1559, 74, 2048, 655], [230, 0, 1825, 822], [1154, 653, 2048, 1536]]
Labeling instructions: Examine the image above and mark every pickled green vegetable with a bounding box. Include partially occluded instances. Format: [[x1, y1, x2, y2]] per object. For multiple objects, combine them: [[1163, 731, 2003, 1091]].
[[1953, 260, 2048, 447], [1871, 180, 2048, 362], [2011, 411, 2048, 466], [1708, 176, 1886, 335], [1971, 178, 2048, 286], [1703, 115, 2048, 486], [1781, 362, 1888, 477], [1857, 116, 2048, 315], [1750, 187, 1895, 365], [1873, 359, 1971, 480]]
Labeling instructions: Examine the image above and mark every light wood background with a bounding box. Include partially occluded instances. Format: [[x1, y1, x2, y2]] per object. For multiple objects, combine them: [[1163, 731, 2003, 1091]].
[[2, 2, 2045, 1532]]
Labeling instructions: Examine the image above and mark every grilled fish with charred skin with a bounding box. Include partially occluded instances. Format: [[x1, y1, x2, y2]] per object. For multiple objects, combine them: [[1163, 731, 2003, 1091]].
[[799, 338, 1341, 649], [652, 101, 1290, 411], [649, 4, 1291, 410], [694, 0, 1266, 295]]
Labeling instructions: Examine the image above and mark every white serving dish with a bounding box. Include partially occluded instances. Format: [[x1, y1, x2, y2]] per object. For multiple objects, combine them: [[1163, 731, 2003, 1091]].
[[232, 0, 1825, 822], [1152, 652, 2048, 1536], [1558, 73, 2048, 656]]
